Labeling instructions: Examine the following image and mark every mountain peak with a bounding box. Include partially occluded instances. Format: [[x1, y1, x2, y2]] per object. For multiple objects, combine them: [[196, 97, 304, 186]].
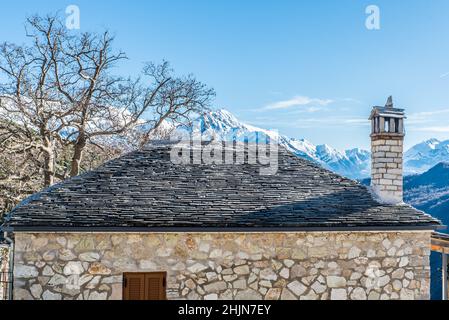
[[195, 109, 245, 135], [405, 138, 449, 175], [210, 108, 239, 120], [424, 138, 441, 147]]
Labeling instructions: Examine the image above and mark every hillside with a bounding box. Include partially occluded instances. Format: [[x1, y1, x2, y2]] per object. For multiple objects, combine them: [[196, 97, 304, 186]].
[[404, 162, 449, 222]]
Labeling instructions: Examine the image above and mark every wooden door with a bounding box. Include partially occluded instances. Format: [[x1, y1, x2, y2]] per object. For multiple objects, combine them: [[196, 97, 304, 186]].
[[123, 272, 166, 300]]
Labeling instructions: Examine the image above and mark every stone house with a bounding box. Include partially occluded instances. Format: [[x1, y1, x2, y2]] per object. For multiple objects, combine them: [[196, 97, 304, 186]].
[[0, 98, 442, 300]]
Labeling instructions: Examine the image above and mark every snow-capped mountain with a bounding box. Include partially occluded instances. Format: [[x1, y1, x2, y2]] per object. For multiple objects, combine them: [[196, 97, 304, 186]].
[[178, 109, 449, 180], [404, 139, 449, 175], [184, 109, 280, 142], [183, 109, 371, 179]]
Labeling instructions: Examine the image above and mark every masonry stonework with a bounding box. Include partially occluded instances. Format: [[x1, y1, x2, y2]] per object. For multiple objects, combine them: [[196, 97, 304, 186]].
[[13, 231, 431, 300], [371, 136, 404, 202]]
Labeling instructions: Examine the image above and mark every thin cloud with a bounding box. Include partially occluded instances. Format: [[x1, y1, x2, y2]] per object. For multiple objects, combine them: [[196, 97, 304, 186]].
[[285, 106, 329, 114], [250, 116, 369, 129], [292, 117, 369, 128], [408, 108, 449, 124], [339, 98, 364, 105], [264, 96, 333, 110], [412, 126, 449, 133], [440, 72, 449, 78], [409, 108, 449, 117]]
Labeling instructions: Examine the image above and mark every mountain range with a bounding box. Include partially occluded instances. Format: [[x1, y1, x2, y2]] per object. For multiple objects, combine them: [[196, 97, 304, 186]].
[[184, 109, 449, 180]]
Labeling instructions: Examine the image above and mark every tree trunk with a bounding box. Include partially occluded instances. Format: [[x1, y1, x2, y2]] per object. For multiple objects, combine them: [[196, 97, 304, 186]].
[[42, 136, 54, 187], [70, 134, 86, 177]]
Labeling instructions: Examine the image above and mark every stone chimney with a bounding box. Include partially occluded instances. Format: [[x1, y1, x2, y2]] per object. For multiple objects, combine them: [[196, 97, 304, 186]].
[[369, 96, 405, 204]]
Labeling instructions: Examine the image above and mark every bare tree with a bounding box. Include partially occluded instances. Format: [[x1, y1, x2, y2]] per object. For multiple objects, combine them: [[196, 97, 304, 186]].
[[0, 13, 215, 190], [138, 62, 216, 148], [0, 121, 42, 215], [0, 18, 64, 186]]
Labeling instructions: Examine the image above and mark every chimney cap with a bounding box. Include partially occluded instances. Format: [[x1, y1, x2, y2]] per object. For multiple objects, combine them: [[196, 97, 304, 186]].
[[369, 96, 405, 120], [385, 96, 394, 108]]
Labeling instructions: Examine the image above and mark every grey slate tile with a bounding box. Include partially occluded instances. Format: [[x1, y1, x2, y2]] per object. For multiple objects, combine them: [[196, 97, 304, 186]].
[[2, 141, 441, 231]]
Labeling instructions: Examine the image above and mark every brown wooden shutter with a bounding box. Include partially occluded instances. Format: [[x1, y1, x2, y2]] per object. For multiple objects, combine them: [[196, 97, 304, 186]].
[[144, 272, 166, 300], [123, 272, 166, 300], [123, 273, 145, 300]]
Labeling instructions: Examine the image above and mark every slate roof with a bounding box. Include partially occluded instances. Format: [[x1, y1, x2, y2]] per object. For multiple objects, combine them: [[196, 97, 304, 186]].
[[2, 141, 441, 232]]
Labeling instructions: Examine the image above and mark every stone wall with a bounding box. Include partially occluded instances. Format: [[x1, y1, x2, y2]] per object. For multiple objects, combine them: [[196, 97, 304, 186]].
[[13, 231, 431, 300], [0, 244, 10, 300]]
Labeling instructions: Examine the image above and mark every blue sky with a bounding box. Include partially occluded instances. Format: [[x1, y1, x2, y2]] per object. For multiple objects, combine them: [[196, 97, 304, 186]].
[[1, 0, 449, 150]]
